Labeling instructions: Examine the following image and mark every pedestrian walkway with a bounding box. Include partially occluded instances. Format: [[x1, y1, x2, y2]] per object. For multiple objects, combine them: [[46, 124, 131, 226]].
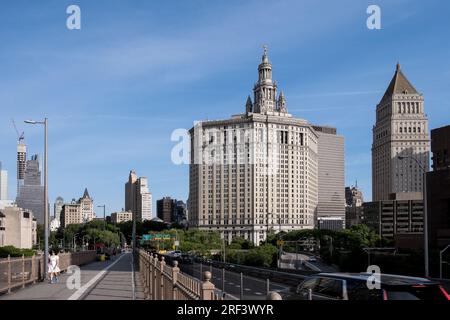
[[0, 252, 145, 300]]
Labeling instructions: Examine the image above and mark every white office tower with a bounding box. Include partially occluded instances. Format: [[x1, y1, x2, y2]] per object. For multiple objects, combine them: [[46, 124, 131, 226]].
[[138, 177, 152, 221], [125, 171, 152, 222], [188, 47, 319, 245]]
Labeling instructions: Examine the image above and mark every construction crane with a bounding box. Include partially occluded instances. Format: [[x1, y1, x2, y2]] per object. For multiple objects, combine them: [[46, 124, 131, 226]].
[[11, 118, 25, 143]]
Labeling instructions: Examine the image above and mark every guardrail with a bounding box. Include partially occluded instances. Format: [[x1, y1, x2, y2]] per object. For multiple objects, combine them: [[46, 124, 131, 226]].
[[209, 260, 311, 287], [0, 251, 96, 294], [138, 249, 223, 300], [159, 253, 317, 288]]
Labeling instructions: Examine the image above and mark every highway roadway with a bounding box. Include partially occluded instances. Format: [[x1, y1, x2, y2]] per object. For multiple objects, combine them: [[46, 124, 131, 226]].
[[179, 262, 292, 300], [280, 252, 339, 273]]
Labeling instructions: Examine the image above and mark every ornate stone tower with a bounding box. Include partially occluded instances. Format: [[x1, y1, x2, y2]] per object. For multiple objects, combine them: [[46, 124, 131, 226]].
[[372, 63, 430, 201], [251, 46, 288, 114]]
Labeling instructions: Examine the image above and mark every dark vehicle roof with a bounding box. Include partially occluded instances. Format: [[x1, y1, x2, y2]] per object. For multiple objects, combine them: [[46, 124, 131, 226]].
[[313, 273, 440, 286]]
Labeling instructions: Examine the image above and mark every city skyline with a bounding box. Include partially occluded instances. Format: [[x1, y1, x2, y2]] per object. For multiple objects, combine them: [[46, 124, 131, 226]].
[[1, 1, 450, 216]]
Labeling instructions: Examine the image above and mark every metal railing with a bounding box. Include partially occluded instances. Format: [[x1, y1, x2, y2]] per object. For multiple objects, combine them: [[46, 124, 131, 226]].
[[193, 259, 310, 287], [0, 251, 96, 294], [138, 249, 223, 300]]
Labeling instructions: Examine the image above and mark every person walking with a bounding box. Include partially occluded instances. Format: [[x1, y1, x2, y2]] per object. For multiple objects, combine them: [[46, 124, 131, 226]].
[[48, 250, 60, 284]]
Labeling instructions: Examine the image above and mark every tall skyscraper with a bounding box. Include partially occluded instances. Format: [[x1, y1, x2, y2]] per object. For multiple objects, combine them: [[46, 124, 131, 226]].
[[188, 48, 319, 245], [125, 171, 152, 222], [137, 177, 152, 221], [312, 125, 345, 225], [16, 154, 45, 224], [372, 63, 430, 201], [125, 170, 138, 215], [0, 162, 8, 200], [17, 142, 26, 194]]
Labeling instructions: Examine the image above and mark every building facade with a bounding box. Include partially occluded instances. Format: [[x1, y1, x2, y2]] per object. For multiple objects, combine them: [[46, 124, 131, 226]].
[[60, 189, 95, 228], [313, 125, 345, 226], [156, 197, 187, 225], [50, 196, 64, 231], [61, 200, 82, 228], [0, 205, 37, 249], [372, 64, 430, 201], [363, 193, 424, 240], [174, 200, 188, 225], [427, 125, 450, 253], [15, 155, 45, 224], [0, 162, 7, 200], [54, 196, 64, 221], [111, 211, 133, 224], [157, 197, 174, 224], [125, 171, 152, 222], [188, 48, 319, 245], [17, 142, 26, 194], [317, 216, 345, 232], [345, 184, 365, 228], [79, 188, 94, 223], [137, 177, 152, 221]]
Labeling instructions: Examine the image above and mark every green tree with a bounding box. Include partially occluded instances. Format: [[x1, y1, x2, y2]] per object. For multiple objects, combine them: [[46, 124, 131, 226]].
[[178, 230, 222, 256], [228, 237, 254, 250], [243, 244, 278, 267]]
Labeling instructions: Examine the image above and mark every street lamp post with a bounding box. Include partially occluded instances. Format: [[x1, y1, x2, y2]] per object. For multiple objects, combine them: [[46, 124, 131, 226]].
[[174, 229, 178, 250], [222, 237, 226, 263], [73, 233, 79, 252], [25, 118, 48, 279], [398, 155, 429, 277], [82, 236, 87, 251]]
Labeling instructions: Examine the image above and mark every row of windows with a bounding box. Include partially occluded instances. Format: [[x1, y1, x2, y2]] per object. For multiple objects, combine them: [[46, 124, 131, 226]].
[[399, 126, 421, 134]]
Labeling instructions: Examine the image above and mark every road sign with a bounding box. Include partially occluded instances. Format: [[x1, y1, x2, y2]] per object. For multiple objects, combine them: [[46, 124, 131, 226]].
[[142, 234, 152, 241], [142, 233, 176, 241], [174, 240, 179, 246]]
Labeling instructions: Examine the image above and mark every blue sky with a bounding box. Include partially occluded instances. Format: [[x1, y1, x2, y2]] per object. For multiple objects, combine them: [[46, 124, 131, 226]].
[[0, 0, 449, 217]]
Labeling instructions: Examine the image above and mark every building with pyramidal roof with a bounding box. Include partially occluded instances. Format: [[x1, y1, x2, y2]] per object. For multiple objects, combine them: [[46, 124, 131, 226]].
[[372, 63, 430, 201]]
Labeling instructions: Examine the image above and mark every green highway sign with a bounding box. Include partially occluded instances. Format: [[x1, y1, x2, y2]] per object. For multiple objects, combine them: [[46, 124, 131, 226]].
[[141, 233, 175, 241]]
